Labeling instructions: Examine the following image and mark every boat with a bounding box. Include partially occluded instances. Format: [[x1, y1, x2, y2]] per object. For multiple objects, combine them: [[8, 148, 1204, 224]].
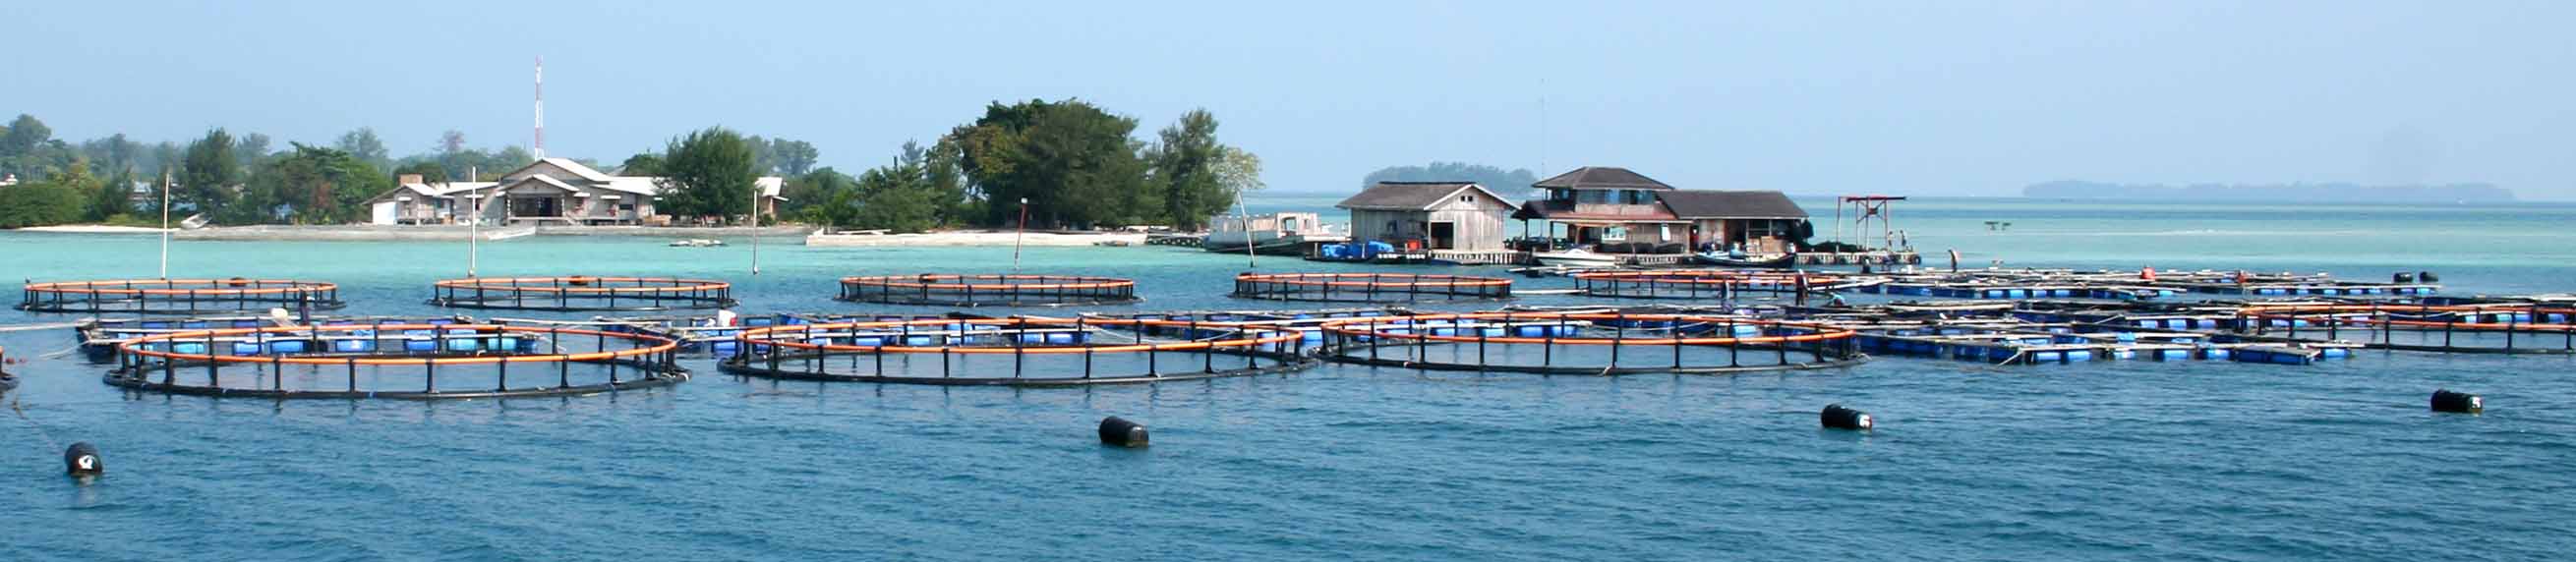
[[669, 239, 727, 248], [1692, 251, 1796, 268], [1530, 247, 1620, 267], [1092, 240, 1133, 247], [1200, 211, 1346, 255]]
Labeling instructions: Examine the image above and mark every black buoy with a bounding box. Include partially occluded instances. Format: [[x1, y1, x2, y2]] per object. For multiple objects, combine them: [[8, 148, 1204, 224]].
[[65, 442, 102, 477], [2430, 389, 2484, 414], [2392, 272, 2416, 284], [1098, 416, 1148, 447], [2419, 270, 2440, 283], [1820, 404, 1873, 430]]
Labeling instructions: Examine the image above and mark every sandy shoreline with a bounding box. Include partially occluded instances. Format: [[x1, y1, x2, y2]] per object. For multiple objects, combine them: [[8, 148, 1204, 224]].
[[15, 225, 169, 234]]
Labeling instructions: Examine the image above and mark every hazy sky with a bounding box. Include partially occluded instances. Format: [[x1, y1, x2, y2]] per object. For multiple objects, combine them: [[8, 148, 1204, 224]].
[[4, 1, 2568, 197]]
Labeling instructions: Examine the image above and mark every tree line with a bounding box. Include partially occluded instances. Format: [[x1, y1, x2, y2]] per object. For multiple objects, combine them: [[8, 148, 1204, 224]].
[[0, 113, 830, 228], [765, 99, 1262, 233], [3, 102, 1256, 232]]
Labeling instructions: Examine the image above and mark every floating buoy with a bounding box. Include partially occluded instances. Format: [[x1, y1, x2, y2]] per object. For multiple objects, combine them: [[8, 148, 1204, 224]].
[[65, 442, 102, 476], [1820, 404, 1873, 430], [1098, 416, 1148, 447], [2430, 389, 2483, 414], [2419, 271, 2440, 283], [2393, 272, 2416, 284]]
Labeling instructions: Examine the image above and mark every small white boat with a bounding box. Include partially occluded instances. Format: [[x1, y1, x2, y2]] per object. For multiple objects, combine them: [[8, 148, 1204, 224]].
[[1202, 211, 1345, 255], [1531, 247, 1619, 267], [669, 239, 727, 248]]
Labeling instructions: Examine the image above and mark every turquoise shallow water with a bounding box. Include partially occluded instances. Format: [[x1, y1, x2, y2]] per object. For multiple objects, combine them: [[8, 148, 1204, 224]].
[[3, 197, 2574, 561]]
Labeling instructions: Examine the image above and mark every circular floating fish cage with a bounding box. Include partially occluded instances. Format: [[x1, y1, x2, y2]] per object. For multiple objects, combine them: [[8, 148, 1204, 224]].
[[428, 276, 735, 311], [837, 274, 1141, 308], [1568, 270, 1843, 300], [19, 278, 345, 314], [2239, 304, 2576, 354], [1316, 311, 1864, 374], [720, 316, 1315, 386], [105, 323, 686, 399], [1230, 272, 1512, 303]]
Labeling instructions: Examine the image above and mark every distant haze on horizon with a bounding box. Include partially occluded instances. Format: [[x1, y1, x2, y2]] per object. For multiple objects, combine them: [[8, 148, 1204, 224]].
[[4, 1, 2569, 198]]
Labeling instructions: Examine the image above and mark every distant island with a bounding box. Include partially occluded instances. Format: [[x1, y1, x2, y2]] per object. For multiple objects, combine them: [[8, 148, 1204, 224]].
[[2023, 181, 2515, 203]]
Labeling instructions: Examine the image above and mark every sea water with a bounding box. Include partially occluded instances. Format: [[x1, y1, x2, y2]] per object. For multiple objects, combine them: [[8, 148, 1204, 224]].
[[2, 197, 2571, 561]]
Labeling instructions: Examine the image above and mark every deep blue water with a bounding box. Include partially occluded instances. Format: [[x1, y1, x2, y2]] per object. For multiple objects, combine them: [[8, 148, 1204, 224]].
[[4, 197, 2574, 561]]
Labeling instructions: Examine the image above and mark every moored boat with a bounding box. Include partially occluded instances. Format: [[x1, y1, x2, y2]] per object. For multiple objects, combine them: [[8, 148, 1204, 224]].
[[1531, 247, 1620, 267], [1201, 211, 1345, 255], [1692, 251, 1795, 268]]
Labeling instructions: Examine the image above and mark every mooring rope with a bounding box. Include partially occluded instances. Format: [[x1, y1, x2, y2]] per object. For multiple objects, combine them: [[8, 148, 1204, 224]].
[[36, 344, 83, 360], [8, 398, 65, 454]]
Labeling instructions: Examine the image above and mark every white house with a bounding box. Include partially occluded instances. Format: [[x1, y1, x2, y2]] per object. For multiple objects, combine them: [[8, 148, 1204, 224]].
[[365, 157, 784, 225]]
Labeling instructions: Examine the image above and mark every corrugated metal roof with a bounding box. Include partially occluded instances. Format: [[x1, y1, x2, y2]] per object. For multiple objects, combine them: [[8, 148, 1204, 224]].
[[538, 157, 618, 183], [1656, 190, 1808, 219], [1531, 167, 1674, 191], [1335, 182, 1515, 211]]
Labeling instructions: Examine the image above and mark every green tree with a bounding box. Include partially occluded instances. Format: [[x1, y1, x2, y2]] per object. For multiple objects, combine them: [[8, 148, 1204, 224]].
[[334, 127, 391, 169], [249, 143, 387, 223], [2, 114, 50, 155], [617, 152, 665, 176], [852, 179, 935, 232], [1, 114, 68, 180], [391, 160, 448, 184], [79, 133, 143, 175], [946, 99, 1146, 228], [179, 129, 241, 219], [236, 133, 272, 169], [771, 139, 820, 176], [0, 158, 92, 228], [783, 166, 857, 220], [493, 145, 533, 167], [88, 166, 136, 221], [659, 127, 758, 222], [1213, 145, 1265, 201], [1146, 109, 1227, 230]]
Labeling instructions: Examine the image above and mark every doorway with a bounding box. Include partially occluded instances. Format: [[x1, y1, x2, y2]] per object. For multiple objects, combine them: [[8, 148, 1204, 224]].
[[1430, 222, 1456, 250]]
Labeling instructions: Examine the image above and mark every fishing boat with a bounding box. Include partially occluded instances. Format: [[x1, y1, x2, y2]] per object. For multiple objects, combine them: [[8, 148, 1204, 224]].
[[1530, 247, 1620, 267], [1201, 211, 1345, 255], [1692, 250, 1796, 268]]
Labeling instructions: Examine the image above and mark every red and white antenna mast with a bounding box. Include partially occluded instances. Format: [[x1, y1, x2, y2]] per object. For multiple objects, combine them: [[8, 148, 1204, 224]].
[[533, 56, 546, 159]]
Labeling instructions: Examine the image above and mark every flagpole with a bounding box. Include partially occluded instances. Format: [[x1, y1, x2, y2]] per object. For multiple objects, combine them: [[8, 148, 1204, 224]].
[[158, 172, 172, 279], [1012, 197, 1028, 273], [468, 166, 481, 278], [750, 180, 762, 275]]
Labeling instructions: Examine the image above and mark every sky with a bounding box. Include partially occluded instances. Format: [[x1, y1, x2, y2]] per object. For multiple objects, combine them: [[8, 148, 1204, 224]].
[[3, 1, 2569, 198]]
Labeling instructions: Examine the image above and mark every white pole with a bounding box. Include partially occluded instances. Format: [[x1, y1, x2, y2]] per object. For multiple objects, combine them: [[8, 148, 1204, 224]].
[[468, 195, 481, 277], [158, 172, 172, 279], [750, 181, 761, 275], [1234, 188, 1256, 269], [469, 167, 481, 277], [1012, 197, 1028, 273]]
